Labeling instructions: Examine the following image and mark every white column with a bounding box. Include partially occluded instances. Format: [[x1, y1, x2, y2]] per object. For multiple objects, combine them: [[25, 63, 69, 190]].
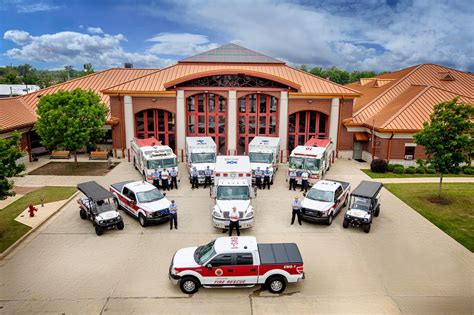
[[123, 95, 134, 149], [176, 90, 186, 155], [329, 97, 340, 148], [279, 91, 288, 159], [227, 90, 237, 154]]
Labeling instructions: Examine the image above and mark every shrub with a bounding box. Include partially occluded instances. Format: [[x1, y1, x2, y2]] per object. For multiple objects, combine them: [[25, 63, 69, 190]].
[[370, 159, 388, 173], [463, 166, 474, 175], [415, 166, 426, 174], [449, 166, 461, 174], [405, 167, 416, 174], [426, 167, 436, 174], [393, 166, 405, 174], [387, 164, 403, 172], [416, 159, 426, 168]]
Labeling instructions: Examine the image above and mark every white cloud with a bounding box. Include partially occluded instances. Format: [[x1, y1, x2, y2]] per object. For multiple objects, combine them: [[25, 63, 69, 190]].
[[86, 26, 104, 34], [3, 30, 173, 68], [146, 32, 219, 56], [16, 2, 61, 13]]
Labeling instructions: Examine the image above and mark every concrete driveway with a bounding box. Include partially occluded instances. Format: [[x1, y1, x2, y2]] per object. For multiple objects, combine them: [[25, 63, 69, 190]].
[[1, 160, 472, 314]]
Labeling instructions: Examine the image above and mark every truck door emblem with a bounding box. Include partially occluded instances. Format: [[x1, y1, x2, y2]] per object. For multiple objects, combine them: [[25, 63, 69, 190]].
[[215, 268, 223, 276]]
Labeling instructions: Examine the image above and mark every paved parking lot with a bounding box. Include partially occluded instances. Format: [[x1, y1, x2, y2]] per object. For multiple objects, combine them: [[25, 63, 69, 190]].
[[1, 160, 472, 314]]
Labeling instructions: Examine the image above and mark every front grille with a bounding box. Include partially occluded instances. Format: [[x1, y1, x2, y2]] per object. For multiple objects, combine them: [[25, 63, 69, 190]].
[[153, 209, 169, 217], [198, 170, 205, 175], [223, 212, 244, 219], [303, 209, 322, 217]]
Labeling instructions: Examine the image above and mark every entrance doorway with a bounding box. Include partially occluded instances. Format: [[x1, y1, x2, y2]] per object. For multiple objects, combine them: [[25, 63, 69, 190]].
[[135, 109, 176, 151], [288, 111, 328, 152], [353, 141, 363, 161]]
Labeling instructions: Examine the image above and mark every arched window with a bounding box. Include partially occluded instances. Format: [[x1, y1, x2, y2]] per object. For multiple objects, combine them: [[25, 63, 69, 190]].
[[186, 93, 227, 154], [237, 93, 278, 154], [135, 109, 176, 150], [288, 111, 328, 152]]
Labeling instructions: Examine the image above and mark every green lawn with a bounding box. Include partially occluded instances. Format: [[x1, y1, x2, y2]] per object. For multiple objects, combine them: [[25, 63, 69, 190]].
[[0, 186, 76, 253], [362, 169, 474, 179], [385, 183, 474, 252]]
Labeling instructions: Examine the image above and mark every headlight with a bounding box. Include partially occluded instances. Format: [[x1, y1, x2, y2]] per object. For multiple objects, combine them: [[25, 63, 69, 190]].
[[363, 218, 369, 222], [99, 220, 104, 224], [213, 210, 222, 218], [147, 212, 153, 218], [246, 211, 254, 218]]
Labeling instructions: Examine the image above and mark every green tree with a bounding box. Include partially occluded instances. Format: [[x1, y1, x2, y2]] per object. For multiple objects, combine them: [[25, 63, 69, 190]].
[[3, 71, 21, 84], [414, 98, 474, 198], [0, 132, 26, 200], [35, 89, 109, 165]]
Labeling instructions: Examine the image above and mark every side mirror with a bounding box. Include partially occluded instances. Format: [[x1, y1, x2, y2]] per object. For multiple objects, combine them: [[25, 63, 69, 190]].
[[206, 264, 213, 270], [131, 200, 136, 205], [163, 192, 167, 197]]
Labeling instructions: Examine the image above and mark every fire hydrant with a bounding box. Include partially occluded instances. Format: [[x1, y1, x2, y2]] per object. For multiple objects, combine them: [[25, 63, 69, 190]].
[[28, 204, 38, 217]]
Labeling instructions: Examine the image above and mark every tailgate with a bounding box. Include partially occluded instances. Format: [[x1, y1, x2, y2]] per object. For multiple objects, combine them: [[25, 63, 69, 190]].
[[258, 243, 303, 265]]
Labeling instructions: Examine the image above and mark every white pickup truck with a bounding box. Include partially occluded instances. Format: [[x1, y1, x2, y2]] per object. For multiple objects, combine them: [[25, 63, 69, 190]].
[[110, 180, 171, 227], [300, 180, 350, 225]]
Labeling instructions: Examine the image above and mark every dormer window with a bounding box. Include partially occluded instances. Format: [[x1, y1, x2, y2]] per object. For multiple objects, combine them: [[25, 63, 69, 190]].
[[438, 72, 455, 81]]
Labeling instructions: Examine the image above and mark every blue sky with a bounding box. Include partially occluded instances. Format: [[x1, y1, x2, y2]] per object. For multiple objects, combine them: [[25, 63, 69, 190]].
[[0, 0, 473, 72]]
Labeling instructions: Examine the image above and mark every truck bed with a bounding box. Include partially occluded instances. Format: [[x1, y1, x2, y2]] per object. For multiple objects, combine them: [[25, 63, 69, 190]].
[[326, 179, 350, 191], [110, 180, 134, 194], [258, 243, 303, 265]]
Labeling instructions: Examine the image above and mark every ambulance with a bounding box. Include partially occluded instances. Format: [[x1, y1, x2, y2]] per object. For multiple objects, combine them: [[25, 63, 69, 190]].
[[210, 156, 256, 230], [130, 137, 178, 183], [185, 137, 217, 183], [288, 138, 334, 186], [248, 136, 280, 183]]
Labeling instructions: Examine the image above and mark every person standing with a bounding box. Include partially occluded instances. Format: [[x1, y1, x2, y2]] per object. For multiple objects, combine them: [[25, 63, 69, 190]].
[[291, 196, 302, 225], [151, 169, 160, 188], [289, 170, 297, 191], [169, 200, 178, 230], [254, 167, 263, 189], [301, 170, 309, 193], [161, 168, 170, 191], [170, 167, 178, 190], [263, 167, 272, 190], [191, 167, 199, 189], [228, 206, 240, 236], [204, 166, 213, 189]]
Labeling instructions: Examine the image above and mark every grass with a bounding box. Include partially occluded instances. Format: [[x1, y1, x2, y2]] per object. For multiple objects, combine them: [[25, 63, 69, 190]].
[[385, 183, 474, 252], [0, 186, 76, 253], [29, 162, 118, 176], [362, 169, 474, 179]]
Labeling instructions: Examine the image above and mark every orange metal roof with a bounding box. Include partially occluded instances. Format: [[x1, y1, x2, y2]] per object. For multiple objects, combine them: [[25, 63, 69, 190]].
[[345, 64, 474, 132], [102, 63, 360, 96], [0, 97, 36, 131]]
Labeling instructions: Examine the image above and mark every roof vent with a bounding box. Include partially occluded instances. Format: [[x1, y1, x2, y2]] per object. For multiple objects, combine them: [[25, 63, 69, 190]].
[[439, 72, 455, 81], [124, 63, 133, 69], [374, 79, 394, 87], [359, 78, 376, 85]]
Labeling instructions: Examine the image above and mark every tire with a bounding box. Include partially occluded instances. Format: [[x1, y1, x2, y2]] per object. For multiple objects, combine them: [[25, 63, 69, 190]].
[[138, 214, 147, 227], [117, 221, 124, 230], [179, 276, 200, 294], [80, 209, 87, 220], [266, 276, 287, 294], [374, 206, 380, 217], [95, 226, 104, 236], [343, 219, 349, 228], [363, 223, 371, 233], [326, 213, 333, 226]]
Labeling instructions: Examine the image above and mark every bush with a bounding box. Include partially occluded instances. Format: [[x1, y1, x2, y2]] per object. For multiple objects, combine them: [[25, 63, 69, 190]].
[[426, 168, 436, 174], [415, 166, 426, 174], [416, 159, 426, 168], [463, 166, 474, 175], [449, 166, 461, 174], [393, 166, 405, 174], [405, 167, 416, 174], [370, 159, 388, 173], [387, 163, 403, 172]]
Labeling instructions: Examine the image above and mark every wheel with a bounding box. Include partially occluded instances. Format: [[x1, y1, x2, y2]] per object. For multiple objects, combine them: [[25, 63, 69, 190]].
[[179, 276, 200, 294], [80, 209, 87, 220], [343, 219, 349, 228], [266, 276, 286, 294], [363, 223, 371, 233], [374, 206, 380, 217], [95, 226, 104, 236], [138, 214, 147, 227], [326, 213, 333, 226], [117, 221, 124, 230]]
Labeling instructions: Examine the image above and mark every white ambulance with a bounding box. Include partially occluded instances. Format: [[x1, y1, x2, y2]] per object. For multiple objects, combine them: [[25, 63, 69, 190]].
[[210, 156, 256, 230], [131, 137, 178, 183], [288, 138, 334, 186], [185, 137, 217, 183], [248, 136, 280, 183]]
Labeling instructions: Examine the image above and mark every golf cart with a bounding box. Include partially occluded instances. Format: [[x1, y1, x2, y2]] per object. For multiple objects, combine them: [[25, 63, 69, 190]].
[[77, 181, 124, 236], [343, 180, 383, 233]]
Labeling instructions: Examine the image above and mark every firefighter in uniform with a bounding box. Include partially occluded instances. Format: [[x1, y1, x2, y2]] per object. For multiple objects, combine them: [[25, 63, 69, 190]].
[[191, 167, 199, 189], [204, 166, 213, 189], [169, 200, 178, 230], [289, 170, 297, 191], [254, 167, 263, 189], [161, 168, 170, 191], [170, 167, 178, 190], [228, 206, 241, 236], [291, 196, 302, 225], [263, 167, 272, 190], [301, 170, 309, 193], [151, 169, 160, 188]]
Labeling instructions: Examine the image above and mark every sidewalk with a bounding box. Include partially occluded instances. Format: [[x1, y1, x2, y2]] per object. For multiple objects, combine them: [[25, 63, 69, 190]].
[[376, 177, 474, 184]]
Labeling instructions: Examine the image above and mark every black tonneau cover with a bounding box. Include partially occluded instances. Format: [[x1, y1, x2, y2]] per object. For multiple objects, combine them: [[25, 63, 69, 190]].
[[77, 181, 114, 202], [326, 179, 350, 191], [110, 180, 134, 194], [258, 243, 303, 265], [351, 180, 383, 198]]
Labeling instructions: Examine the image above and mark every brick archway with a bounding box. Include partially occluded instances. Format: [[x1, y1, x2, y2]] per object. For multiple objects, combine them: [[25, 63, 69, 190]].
[[135, 109, 176, 151], [288, 111, 328, 152]]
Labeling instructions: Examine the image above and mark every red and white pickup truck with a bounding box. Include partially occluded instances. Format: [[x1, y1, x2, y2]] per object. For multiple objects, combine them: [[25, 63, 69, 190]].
[[169, 236, 304, 294], [110, 180, 171, 227]]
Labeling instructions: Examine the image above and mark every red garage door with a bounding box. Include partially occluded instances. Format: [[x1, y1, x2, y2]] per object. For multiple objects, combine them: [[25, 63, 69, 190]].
[[288, 111, 328, 152], [135, 109, 176, 151]]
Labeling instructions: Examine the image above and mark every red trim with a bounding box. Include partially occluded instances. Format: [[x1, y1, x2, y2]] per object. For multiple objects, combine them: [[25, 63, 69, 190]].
[[288, 111, 328, 152], [178, 87, 286, 92], [135, 109, 176, 152]]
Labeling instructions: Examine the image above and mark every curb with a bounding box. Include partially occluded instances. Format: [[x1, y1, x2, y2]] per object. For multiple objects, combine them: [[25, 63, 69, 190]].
[[0, 191, 79, 260]]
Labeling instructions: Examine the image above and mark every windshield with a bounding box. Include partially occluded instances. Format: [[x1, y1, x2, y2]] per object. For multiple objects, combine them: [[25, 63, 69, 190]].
[[306, 189, 334, 202], [217, 186, 250, 200], [194, 240, 216, 265], [289, 157, 320, 171], [147, 157, 177, 169], [351, 196, 371, 211], [136, 189, 164, 203], [95, 200, 116, 214], [191, 152, 216, 163], [249, 152, 273, 164]]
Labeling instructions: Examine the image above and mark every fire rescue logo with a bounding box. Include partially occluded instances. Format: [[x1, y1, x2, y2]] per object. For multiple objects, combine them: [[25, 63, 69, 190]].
[[215, 268, 223, 276]]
